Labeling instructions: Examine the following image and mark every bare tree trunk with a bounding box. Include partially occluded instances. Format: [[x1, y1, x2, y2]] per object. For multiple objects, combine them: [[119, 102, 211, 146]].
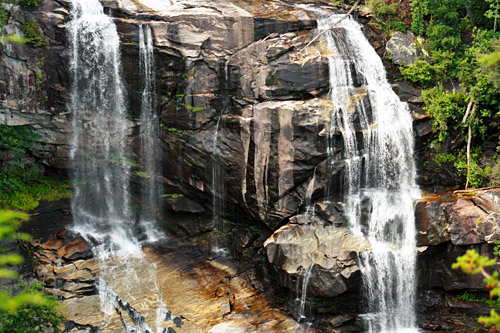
[[463, 101, 476, 190], [465, 124, 472, 190]]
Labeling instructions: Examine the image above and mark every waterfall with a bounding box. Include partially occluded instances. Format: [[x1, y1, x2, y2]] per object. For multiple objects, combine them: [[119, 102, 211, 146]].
[[210, 61, 231, 257], [314, 9, 420, 332], [68, 2, 169, 330], [138, 24, 162, 242], [68, 0, 140, 257]]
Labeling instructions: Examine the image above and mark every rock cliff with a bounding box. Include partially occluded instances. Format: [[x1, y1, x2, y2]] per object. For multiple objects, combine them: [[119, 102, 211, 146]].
[[1, 0, 496, 331]]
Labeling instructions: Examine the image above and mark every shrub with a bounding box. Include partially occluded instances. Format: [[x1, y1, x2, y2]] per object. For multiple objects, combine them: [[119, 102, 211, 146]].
[[22, 20, 46, 47], [19, 0, 41, 7], [0, 5, 8, 30], [400, 60, 436, 88], [0, 125, 38, 158], [0, 284, 64, 332]]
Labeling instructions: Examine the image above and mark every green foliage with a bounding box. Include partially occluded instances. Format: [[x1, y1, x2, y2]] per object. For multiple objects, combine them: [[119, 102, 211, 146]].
[[0, 210, 30, 280], [366, 0, 409, 33], [0, 173, 71, 211], [19, 0, 41, 7], [454, 291, 500, 308], [485, 0, 500, 32], [0, 211, 50, 317], [329, 0, 357, 6], [0, 125, 70, 210], [161, 193, 183, 199], [434, 149, 492, 188], [0, 5, 8, 30], [0, 125, 38, 158], [453, 249, 500, 328], [0, 284, 64, 332], [22, 20, 46, 47], [368, 0, 399, 16], [409, 0, 429, 35], [455, 156, 492, 189], [400, 60, 435, 88], [495, 240, 500, 257], [422, 86, 467, 142]]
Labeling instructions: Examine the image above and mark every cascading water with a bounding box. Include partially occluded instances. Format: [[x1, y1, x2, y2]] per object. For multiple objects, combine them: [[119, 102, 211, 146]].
[[310, 8, 420, 332], [210, 61, 231, 257], [68, 0, 139, 257], [68, 2, 169, 331], [138, 24, 162, 242]]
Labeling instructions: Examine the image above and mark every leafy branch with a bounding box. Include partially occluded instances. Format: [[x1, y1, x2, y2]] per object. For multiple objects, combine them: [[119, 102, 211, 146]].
[[453, 249, 500, 328]]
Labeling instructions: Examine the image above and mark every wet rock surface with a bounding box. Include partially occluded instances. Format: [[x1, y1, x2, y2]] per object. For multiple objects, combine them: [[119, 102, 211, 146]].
[[26, 206, 305, 332], [4, 1, 496, 332], [264, 221, 369, 297]]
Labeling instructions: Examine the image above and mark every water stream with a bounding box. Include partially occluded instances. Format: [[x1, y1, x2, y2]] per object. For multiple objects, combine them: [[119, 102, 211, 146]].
[[138, 24, 163, 242], [68, 0, 139, 257], [318, 12, 421, 332], [68, 1, 167, 331], [290, 5, 421, 331]]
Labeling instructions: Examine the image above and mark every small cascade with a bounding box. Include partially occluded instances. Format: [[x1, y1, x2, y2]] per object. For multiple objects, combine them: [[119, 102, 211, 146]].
[[210, 60, 231, 257], [305, 7, 420, 332], [298, 265, 314, 322], [304, 167, 318, 216], [210, 112, 228, 257], [138, 24, 162, 242]]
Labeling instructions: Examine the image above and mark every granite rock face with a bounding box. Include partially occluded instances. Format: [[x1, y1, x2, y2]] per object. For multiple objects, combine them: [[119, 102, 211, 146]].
[[385, 31, 418, 66], [416, 189, 500, 292]]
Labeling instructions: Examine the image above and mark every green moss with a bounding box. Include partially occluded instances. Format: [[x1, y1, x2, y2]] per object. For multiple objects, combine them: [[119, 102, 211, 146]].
[[266, 75, 282, 86], [161, 193, 183, 199], [0, 5, 9, 31], [184, 104, 204, 113], [454, 291, 500, 308], [167, 127, 183, 134], [133, 171, 150, 179]]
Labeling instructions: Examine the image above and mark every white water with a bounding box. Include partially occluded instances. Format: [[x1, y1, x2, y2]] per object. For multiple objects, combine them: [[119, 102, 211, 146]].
[[298, 265, 313, 322], [138, 24, 163, 243], [68, 2, 168, 331], [68, 0, 140, 258], [313, 9, 420, 332]]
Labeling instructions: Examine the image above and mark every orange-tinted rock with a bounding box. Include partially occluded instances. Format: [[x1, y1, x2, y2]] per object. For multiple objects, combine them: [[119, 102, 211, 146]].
[[57, 237, 92, 260], [40, 238, 63, 250]]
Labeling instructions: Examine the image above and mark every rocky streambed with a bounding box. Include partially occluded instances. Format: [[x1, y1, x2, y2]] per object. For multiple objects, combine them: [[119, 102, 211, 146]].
[[24, 200, 307, 333]]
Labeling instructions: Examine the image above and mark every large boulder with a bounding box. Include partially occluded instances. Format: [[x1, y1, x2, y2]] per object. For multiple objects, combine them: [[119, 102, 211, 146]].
[[264, 220, 370, 297], [385, 31, 418, 66]]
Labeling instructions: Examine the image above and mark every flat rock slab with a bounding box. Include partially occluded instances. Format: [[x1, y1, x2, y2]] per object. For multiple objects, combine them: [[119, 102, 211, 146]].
[[59, 246, 301, 332]]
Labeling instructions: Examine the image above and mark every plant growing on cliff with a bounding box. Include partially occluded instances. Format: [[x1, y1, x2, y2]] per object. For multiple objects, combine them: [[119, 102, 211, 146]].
[[22, 20, 46, 47], [0, 125, 71, 211], [0, 125, 37, 159], [19, 0, 41, 7], [0, 5, 8, 32], [453, 249, 500, 329], [400, 60, 436, 88]]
